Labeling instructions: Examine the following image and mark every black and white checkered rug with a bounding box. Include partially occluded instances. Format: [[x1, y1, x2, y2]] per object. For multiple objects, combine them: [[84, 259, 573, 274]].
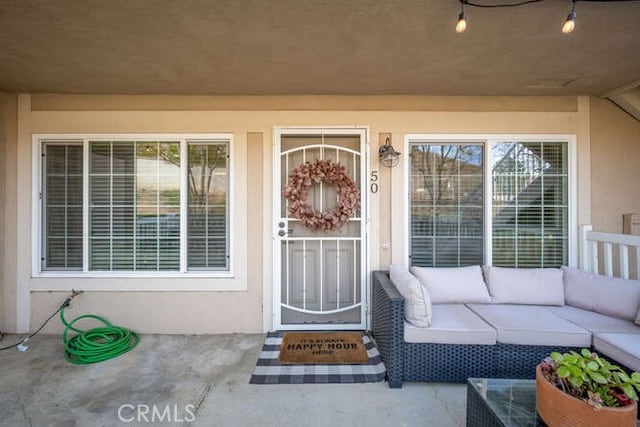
[[249, 332, 386, 384]]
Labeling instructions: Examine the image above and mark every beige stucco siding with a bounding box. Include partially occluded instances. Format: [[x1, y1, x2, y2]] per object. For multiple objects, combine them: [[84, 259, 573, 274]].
[[0, 93, 18, 333], [590, 97, 640, 234], [1, 94, 601, 334]]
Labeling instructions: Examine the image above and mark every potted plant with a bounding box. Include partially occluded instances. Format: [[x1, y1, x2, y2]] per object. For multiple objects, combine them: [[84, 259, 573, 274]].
[[536, 349, 640, 426]]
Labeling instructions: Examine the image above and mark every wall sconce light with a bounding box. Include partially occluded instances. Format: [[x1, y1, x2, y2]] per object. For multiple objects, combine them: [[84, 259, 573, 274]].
[[379, 137, 401, 168]]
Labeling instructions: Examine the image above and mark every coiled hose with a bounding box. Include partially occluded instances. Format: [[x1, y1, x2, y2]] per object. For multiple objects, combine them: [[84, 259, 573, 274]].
[[60, 302, 139, 364]]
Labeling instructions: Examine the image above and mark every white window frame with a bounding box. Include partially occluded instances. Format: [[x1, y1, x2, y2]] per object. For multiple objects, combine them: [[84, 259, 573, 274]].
[[403, 134, 578, 268], [32, 133, 235, 279]]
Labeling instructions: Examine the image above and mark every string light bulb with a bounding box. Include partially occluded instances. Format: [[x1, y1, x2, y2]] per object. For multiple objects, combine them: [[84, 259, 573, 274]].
[[455, 1, 467, 33], [562, 0, 577, 34]]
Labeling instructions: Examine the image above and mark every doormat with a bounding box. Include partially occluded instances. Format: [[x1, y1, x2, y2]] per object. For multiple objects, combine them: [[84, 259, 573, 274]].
[[249, 332, 386, 384], [278, 332, 369, 365]]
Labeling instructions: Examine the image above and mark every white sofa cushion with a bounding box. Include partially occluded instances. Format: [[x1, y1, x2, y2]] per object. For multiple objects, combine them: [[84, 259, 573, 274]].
[[390, 264, 432, 327], [409, 265, 490, 304], [593, 333, 640, 373], [562, 266, 640, 322], [404, 304, 497, 345], [484, 266, 564, 306], [636, 309, 640, 327], [548, 306, 640, 337], [466, 304, 591, 347]]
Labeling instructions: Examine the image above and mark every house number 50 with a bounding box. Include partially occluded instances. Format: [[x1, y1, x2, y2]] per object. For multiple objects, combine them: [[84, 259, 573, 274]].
[[370, 170, 379, 193]]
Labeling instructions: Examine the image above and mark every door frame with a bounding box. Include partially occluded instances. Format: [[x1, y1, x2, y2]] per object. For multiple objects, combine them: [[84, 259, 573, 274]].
[[272, 126, 370, 331]]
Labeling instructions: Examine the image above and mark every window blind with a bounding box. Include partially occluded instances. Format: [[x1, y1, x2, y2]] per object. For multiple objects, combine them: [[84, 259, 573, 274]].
[[43, 143, 83, 270], [187, 142, 229, 270], [491, 141, 568, 267], [410, 144, 484, 267], [89, 141, 181, 271]]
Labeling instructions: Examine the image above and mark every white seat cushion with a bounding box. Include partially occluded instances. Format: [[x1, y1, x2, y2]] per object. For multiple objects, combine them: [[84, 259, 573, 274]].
[[404, 304, 497, 345], [466, 304, 591, 347], [410, 265, 491, 304], [593, 333, 640, 373], [562, 266, 640, 322], [390, 264, 432, 327], [484, 266, 564, 306], [548, 306, 640, 338]]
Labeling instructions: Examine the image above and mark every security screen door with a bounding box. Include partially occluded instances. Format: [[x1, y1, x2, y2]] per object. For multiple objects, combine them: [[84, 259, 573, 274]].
[[273, 128, 367, 330]]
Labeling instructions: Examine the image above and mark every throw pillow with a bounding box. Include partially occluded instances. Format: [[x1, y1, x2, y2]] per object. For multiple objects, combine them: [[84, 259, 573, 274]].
[[485, 266, 564, 306], [409, 265, 490, 304], [390, 264, 432, 327]]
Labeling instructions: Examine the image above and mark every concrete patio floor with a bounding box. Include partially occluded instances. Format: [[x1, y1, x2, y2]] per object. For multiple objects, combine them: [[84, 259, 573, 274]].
[[0, 333, 466, 427]]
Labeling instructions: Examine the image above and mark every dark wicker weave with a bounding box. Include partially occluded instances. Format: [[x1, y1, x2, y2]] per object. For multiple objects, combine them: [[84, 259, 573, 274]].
[[371, 271, 581, 388]]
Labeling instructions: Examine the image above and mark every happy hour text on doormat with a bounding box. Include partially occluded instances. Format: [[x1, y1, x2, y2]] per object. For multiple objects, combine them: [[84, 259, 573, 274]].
[[287, 337, 358, 355]]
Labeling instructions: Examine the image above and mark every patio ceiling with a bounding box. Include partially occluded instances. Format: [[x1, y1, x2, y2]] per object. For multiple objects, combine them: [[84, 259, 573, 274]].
[[0, 0, 639, 96]]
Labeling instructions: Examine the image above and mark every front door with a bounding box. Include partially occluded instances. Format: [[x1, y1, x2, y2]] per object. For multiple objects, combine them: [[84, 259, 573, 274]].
[[273, 128, 368, 330]]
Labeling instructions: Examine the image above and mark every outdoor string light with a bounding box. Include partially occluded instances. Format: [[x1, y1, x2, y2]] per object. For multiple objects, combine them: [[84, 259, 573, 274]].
[[562, 0, 577, 33], [456, 1, 467, 33], [454, 0, 639, 35]]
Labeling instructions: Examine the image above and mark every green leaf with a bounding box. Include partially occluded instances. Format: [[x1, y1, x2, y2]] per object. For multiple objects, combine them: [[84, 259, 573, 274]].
[[569, 375, 583, 388], [557, 365, 571, 378], [586, 361, 599, 371], [581, 348, 592, 358], [631, 372, 640, 383], [568, 365, 582, 378], [551, 352, 564, 363], [617, 371, 631, 383], [622, 383, 638, 401], [588, 372, 608, 384]]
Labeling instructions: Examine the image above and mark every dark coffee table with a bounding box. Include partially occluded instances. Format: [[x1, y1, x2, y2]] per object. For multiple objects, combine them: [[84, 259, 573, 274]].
[[466, 378, 545, 427]]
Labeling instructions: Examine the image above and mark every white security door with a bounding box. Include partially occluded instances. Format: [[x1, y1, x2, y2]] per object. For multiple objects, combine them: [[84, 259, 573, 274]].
[[273, 128, 368, 330]]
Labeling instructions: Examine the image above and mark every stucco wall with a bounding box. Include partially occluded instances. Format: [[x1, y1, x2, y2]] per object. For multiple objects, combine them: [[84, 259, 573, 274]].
[[0, 93, 18, 333], [590, 97, 640, 234], [6, 94, 594, 334], [0, 94, 5, 332]]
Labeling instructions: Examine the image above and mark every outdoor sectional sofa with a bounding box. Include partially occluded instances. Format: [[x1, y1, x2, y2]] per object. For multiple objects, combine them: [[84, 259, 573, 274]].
[[371, 265, 640, 388]]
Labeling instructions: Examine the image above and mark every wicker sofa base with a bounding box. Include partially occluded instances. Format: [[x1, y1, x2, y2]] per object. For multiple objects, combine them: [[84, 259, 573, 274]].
[[403, 342, 579, 384], [371, 270, 583, 388]]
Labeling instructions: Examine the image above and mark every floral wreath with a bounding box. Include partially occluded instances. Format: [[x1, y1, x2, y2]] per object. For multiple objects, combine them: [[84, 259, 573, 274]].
[[284, 159, 360, 231]]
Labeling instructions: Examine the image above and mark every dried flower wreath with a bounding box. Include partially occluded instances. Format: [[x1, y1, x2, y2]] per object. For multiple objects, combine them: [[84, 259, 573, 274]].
[[284, 159, 360, 231]]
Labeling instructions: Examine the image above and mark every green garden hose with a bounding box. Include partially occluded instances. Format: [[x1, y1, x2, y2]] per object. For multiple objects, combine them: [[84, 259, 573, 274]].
[[60, 302, 139, 365]]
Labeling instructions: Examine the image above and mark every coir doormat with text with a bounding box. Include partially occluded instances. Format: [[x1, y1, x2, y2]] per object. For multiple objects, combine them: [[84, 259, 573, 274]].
[[278, 332, 369, 365]]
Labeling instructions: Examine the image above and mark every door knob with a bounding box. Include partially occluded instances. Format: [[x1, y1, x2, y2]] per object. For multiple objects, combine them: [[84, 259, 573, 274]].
[[278, 230, 286, 237]]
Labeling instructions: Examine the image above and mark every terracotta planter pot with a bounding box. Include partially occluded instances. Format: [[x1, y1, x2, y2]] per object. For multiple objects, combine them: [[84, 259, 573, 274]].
[[536, 365, 637, 427]]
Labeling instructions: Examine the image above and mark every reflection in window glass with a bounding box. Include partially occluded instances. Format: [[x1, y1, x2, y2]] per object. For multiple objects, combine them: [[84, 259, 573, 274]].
[[410, 144, 484, 267], [492, 141, 568, 267], [188, 143, 229, 270], [89, 141, 180, 271]]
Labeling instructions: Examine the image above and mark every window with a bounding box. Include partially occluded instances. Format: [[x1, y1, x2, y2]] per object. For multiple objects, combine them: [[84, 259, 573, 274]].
[[491, 141, 568, 268], [409, 138, 570, 268], [40, 136, 230, 274], [410, 144, 484, 267], [42, 144, 84, 269]]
